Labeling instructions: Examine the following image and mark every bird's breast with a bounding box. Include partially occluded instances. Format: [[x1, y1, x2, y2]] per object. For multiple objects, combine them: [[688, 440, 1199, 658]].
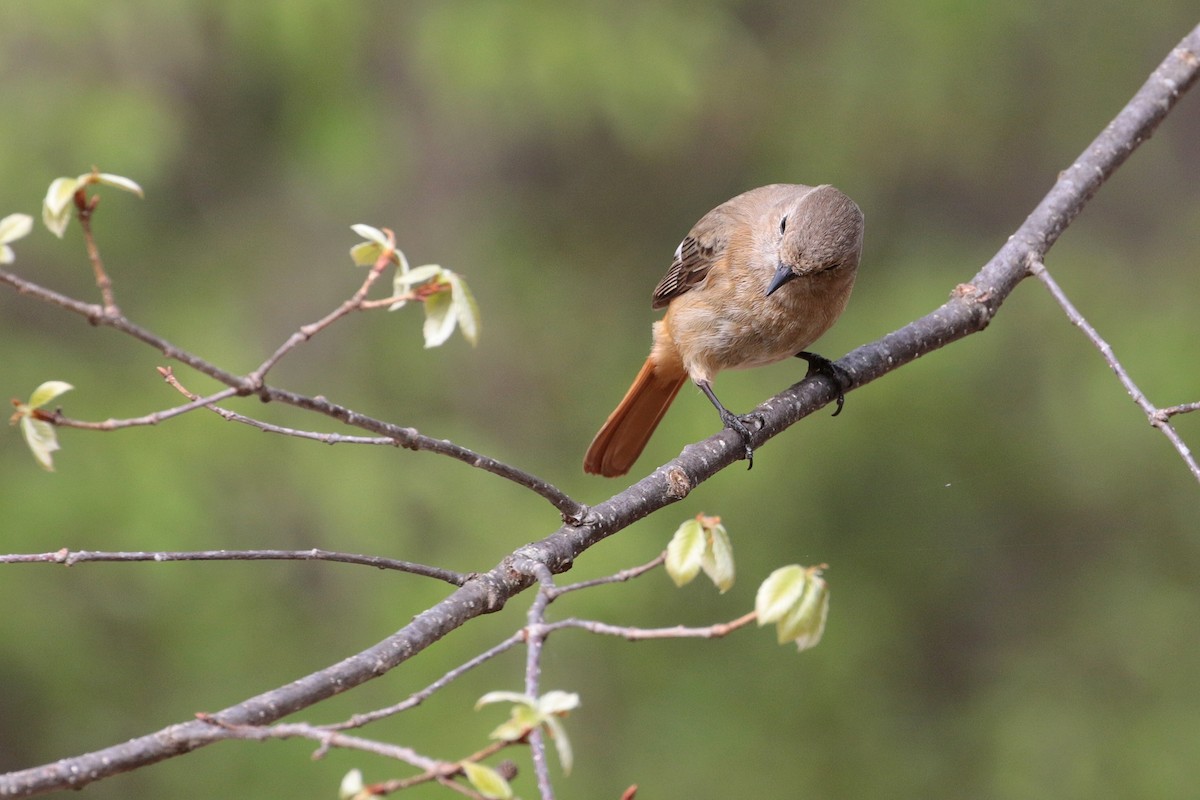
[[664, 263, 854, 381]]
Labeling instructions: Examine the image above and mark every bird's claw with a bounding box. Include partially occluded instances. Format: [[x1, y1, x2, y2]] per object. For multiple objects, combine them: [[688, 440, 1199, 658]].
[[719, 409, 759, 470], [797, 351, 851, 416]]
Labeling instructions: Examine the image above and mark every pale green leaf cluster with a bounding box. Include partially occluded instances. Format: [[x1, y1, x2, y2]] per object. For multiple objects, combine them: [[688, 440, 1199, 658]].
[[9, 381, 74, 471], [42, 170, 143, 238], [349, 224, 481, 348], [755, 564, 830, 651], [476, 690, 580, 775], [665, 514, 735, 592], [0, 213, 33, 263]]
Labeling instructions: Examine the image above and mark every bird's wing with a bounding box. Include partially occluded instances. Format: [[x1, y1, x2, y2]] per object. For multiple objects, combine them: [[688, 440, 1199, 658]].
[[650, 216, 727, 309]]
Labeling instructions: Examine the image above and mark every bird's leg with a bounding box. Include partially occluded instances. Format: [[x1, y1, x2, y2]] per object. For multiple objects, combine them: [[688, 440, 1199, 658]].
[[697, 380, 756, 469], [795, 351, 850, 417]]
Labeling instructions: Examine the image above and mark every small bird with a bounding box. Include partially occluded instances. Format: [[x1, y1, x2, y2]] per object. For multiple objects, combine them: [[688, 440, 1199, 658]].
[[583, 183, 864, 477]]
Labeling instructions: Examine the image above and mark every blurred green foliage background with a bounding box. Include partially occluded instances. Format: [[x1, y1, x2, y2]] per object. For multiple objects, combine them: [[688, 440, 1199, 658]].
[[2, 3, 1198, 798]]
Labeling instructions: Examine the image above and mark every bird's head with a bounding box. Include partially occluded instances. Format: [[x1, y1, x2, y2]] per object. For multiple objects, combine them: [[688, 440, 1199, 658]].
[[767, 185, 865, 296]]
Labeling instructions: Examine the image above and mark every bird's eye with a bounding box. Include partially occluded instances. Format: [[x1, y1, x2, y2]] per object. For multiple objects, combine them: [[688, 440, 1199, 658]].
[[779, 216, 788, 234]]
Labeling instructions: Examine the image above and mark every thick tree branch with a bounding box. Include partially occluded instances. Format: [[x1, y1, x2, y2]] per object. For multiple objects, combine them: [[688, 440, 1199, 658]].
[[1, 24, 1197, 798], [750, 24, 1200, 454]]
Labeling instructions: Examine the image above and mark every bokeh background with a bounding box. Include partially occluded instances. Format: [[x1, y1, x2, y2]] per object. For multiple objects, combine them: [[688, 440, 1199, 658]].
[[2, 3, 1199, 798]]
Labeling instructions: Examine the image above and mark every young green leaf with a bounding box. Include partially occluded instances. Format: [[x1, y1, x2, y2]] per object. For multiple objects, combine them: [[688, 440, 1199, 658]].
[[337, 769, 364, 800], [460, 761, 513, 800], [393, 264, 444, 288], [488, 704, 540, 742], [422, 283, 457, 348], [700, 520, 735, 593], [537, 690, 580, 716], [776, 568, 830, 650], [496, 704, 538, 741], [447, 270, 481, 346], [476, 691, 535, 710], [0, 212, 33, 242], [19, 415, 62, 471], [0, 212, 33, 263], [42, 177, 80, 238], [665, 517, 705, 587], [349, 223, 390, 247], [543, 715, 575, 776], [537, 692, 579, 774], [349, 240, 383, 267], [27, 380, 75, 410], [755, 564, 808, 625], [91, 173, 144, 197]]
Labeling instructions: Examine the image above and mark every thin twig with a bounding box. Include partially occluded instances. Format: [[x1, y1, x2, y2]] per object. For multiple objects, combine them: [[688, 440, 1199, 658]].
[[47, 385, 241, 431], [0, 269, 587, 522], [373, 740, 513, 796], [1029, 258, 1200, 484], [159, 366, 395, 443], [254, 386, 587, 522], [544, 612, 759, 641], [75, 188, 118, 315], [245, 232, 399, 387], [329, 632, 526, 731], [0, 547, 468, 585], [200, 714, 515, 798], [164, 367, 586, 521], [197, 716, 446, 771], [546, 552, 666, 598], [1158, 402, 1200, 419], [0, 267, 245, 385], [524, 564, 557, 800]]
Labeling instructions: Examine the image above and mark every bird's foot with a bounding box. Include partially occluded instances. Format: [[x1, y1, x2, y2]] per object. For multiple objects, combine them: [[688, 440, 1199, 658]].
[[796, 351, 851, 417], [697, 379, 759, 470], [718, 408, 759, 470]]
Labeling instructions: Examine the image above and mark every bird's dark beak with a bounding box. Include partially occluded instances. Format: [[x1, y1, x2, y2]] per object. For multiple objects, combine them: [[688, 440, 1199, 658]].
[[765, 262, 797, 297]]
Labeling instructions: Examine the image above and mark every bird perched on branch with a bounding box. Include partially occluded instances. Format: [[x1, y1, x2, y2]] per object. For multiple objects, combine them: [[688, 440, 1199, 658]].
[[584, 183, 864, 477]]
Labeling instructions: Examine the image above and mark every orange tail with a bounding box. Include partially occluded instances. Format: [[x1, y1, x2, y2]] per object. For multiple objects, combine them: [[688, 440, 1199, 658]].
[[584, 356, 687, 477]]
